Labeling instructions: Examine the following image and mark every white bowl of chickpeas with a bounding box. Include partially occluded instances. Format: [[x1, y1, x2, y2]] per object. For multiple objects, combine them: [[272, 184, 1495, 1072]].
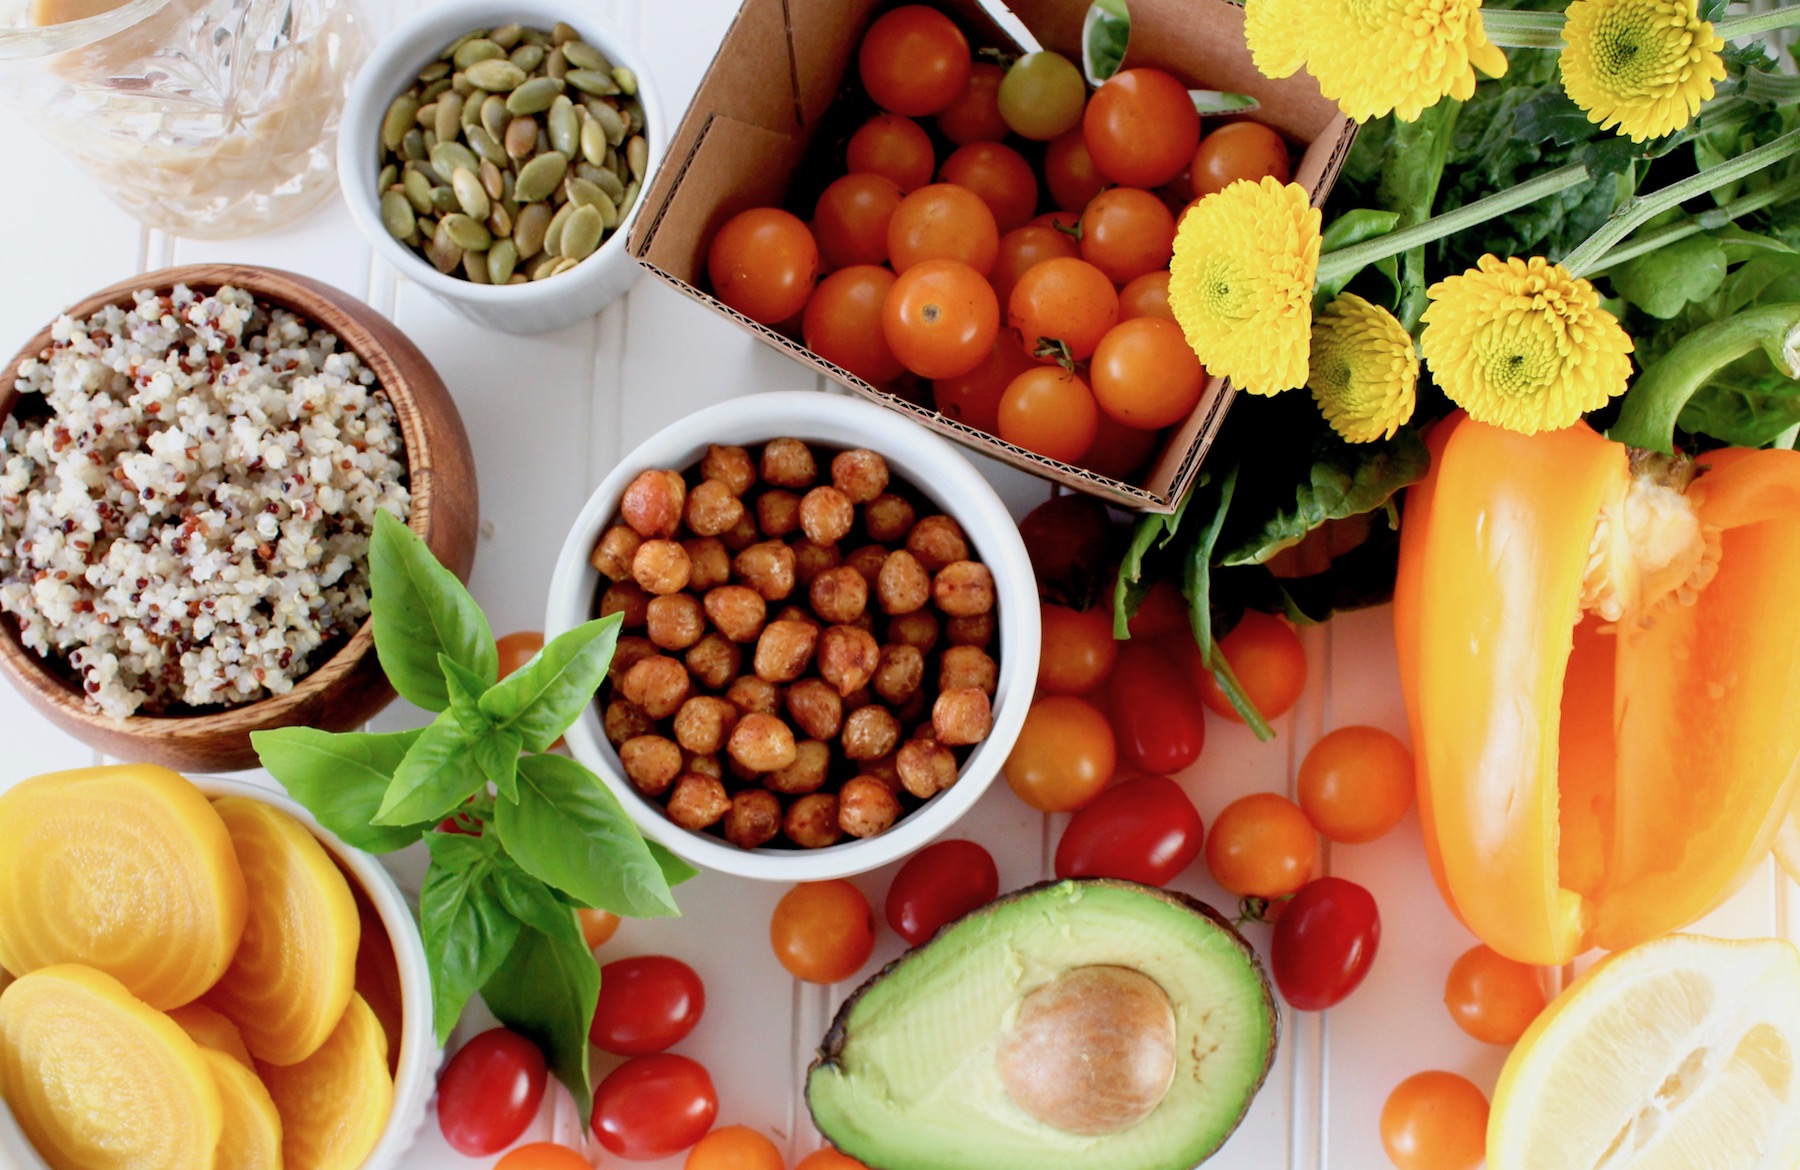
[[546, 390, 1039, 881]]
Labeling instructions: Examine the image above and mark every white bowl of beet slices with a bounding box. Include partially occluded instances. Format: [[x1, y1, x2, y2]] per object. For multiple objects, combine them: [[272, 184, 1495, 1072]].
[[547, 390, 1040, 881]]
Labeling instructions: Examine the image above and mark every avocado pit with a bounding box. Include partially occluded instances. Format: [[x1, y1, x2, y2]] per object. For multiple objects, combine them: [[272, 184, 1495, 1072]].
[[995, 964, 1178, 1136]]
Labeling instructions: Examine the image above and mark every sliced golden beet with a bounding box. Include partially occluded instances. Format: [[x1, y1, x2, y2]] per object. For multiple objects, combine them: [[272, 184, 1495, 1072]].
[[168, 1002, 256, 1070], [0, 765, 247, 1009], [0, 964, 223, 1170], [349, 886, 404, 1077], [201, 1049, 283, 1170], [205, 797, 359, 1066], [258, 993, 393, 1170]]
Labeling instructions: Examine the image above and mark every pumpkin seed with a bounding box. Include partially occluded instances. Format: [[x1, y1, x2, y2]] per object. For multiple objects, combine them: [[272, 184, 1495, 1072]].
[[544, 201, 575, 255], [624, 98, 645, 135], [612, 67, 637, 97], [565, 68, 619, 96], [508, 274, 529, 285], [440, 29, 485, 60], [515, 201, 552, 258], [481, 93, 509, 139], [545, 46, 568, 81], [588, 163, 624, 200], [507, 75, 562, 115], [401, 127, 426, 160], [422, 128, 439, 151], [434, 92, 463, 143], [463, 249, 491, 283], [587, 98, 626, 146], [381, 95, 419, 150], [549, 96, 580, 156], [419, 60, 452, 83], [464, 125, 508, 167], [552, 21, 578, 44], [452, 72, 476, 97], [430, 185, 461, 214], [487, 238, 519, 284], [487, 202, 513, 238], [519, 25, 549, 46], [502, 171, 517, 202], [619, 178, 639, 217], [626, 135, 648, 181], [441, 213, 492, 252], [579, 117, 609, 166], [480, 158, 504, 201], [429, 140, 481, 177], [403, 169, 434, 213], [514, 151, 569, 202], [504, 115, 539, 158], [529, 252, 561, 280], [379, 190, 416, 239], [427, 230, 463, 274], [610, 147, 628, 182], [377, 162, 398, 191], [553, 257, 581, 277], [419, 77, 451, 103], [465, 58, 526, 92], [561, 40, 609, 72], [565, 177, 619, 222], [509, 42, 545, 73], [490, 22, 523, 49], [451, 167, 490, 219], [415, 100, 437, 129], [453, 37, 503, 69], [461, 88, 484, 127]]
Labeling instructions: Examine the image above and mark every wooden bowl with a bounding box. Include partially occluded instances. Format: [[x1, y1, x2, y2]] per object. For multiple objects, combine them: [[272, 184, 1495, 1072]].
[[0, 265, 478, 772]]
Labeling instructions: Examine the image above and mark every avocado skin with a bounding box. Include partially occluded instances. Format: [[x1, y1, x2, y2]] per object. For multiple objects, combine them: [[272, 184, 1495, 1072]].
[[806, 878, 1280, 1170]]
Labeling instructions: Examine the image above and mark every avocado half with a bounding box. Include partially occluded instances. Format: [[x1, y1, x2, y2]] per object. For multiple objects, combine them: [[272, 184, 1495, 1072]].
[[806, 879, 1278, 1170]]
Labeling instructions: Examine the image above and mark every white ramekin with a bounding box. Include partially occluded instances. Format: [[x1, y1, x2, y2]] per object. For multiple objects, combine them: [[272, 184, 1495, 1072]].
[[546, 391, 1042, 882], [338, 0, 663, 334]]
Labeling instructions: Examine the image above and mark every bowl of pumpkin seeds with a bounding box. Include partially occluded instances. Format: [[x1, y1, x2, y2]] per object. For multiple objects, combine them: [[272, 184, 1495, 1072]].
[[339, 0, 662, 334]]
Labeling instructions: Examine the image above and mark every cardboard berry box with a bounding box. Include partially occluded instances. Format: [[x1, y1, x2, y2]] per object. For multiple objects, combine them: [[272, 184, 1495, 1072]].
[[626, 0, 1355, 512]]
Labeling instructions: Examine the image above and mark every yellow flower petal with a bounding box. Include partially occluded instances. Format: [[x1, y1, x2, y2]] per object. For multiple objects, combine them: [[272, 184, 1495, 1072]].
[[1290, 0, 1506, 123], [1560, 0, 1726, 142], [1245, 0, 1308, 79], [1308, 293, 1419, 443]]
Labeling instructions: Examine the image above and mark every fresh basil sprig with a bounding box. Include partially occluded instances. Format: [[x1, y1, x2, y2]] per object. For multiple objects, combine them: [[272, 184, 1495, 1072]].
[[253, 510, 695, 1121]]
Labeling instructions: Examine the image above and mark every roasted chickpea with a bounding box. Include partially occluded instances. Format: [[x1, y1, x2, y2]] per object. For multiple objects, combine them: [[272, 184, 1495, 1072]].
[[809, 565, 869, 625], [772, 605, 819, 628], [720, 510, 761, 551], [784, 678, 843, 741], [632, 540, 692, 596], [877, 549, 932, 615], [888, 609, 940, 654], [766, 739, 831, 795], [799, 485, 856, 544], [734, 540, 797, 601], [591, 524, 642, 580], [673, 696, 740, 755], [683, 537, 732, 591], [685, 479, 746, 537], [784, 793, 841, 849], [843, 705, 901, 760], [830, 448, 890, 504], [646, 593, 706, 651], [752, 619, 818, 683], [841, 682, 875, 712], [760, 438, 818, 488], [667, 773, 732, 831], [685, 632, 741, 690], [897, 738, 958, 798], [859, 753, 903, 792], [838, 776, 901, 838], [872, 643, 925, 705], [726, 674, 781, 717], [622, 655, 692, 719], [755, 489, 802, 537], [908, 514, 969, 572], [844, 546, 889, 590], [684, 752, 723, 782], [621, 469, 686, 539], [608, 635, 659, 685], [724, 789, 783, 850], [940, 645, 998, 695], [946, 611, 995, 648], [727, 712, 798, 772], [619, 735, 683, 797], [604, 699, 653, 745], [863, 493, 916, 543], [933, 686, 993, 745], [819, 625, 881, 697], [601, 580, 651, 628], [702, 444, 757, 495], [704, 585, 767, 642], [894, 687, 932, 728], [933, 561, 995, 616]]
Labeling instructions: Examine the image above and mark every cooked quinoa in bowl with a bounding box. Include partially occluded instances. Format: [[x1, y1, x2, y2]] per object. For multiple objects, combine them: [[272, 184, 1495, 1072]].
[[0, 284, 411, 719]]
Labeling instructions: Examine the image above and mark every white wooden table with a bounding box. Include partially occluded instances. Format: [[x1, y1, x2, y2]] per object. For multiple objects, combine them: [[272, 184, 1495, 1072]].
[[1, 1, 1795, 1168]]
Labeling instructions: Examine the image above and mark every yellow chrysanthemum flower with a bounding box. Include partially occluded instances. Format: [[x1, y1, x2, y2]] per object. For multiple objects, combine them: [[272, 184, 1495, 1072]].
[[1420, 256, 1635, 435], [1244, 0, 1308, 80], [1559, 0, 1726, 142], [1308, 294, 1419, 443], [1169, 177, 1321, 397]]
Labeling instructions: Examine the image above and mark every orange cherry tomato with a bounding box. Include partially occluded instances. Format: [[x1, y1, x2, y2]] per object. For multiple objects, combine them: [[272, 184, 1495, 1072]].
[[1044, 127, 1106, 212], [496, 631, 544, 678], [1191, 121, 1292, 199], [846, 114, 935, 194], [1090, 318, 1204, 430], [1380, 1072, 1489, 1170], [1083, 68, 1201, 188], [1196, 610, 1307, 723], [496, 1143, 591, 1170], [1205, 792, 1318, 899], [1297, 725, 1415, 844], [990, 225, 1082, 311], [1038, 604, 1118, 695], [708, 208, 818, 325], [804, 265, 905, 385], [1113, 579, 1187, 639], [813, 173, 904, 269], [1117, 270, 1175, 322], [1004, 694, 1115, 812], [1032, 209, 1081, 233], [931, 331, 1034, 434], [1085, 412, 1163, 482], [1079, 187, 1177, 285], [578, 908, 620, 950], [685, 1126, 785, 1170], [887, 183, 1000, 275], [883, 259, 998, 380], [796, 1151, 868, 1170], [1007, 256, 1117, 362], [1443, 945, 1548, 1045], [770, 880, 875, 983], [857, 5, 971, 117], [998, 366, 1100, 464], [935, 61, 1007, 145], [939, 141, 1038, 234]]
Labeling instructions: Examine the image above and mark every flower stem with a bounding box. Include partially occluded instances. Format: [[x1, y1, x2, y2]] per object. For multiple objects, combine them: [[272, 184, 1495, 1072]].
[[1608, 304, 1800, 454], [1480, 9, 1566, 48], [1583, 173, 1800, 274], [1716, 5, 1800, 40]]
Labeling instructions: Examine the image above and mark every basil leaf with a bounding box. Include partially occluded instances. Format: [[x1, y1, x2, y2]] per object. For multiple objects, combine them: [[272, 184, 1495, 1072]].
[[648, 839, 699, 888], [421, 832, 520, 1046], [475, 729, 523, 802], [479, 616, 621, 753], [440, 654, 493, 733], [480, 909, 599, 1126], [251, 727, 426, 853], [496, 753, 680, 917], [370, 510, 497, 712], [374, 711, 488, 826], [1112, 485, 1196, 638]]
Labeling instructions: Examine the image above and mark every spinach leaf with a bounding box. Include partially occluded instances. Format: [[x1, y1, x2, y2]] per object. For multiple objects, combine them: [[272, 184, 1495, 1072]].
[[369, 510, 496, 712], [480, 616, 622, 753], [1083, 0, 1129, 86], [250, 727, 426, 853], [481, 897, 600, 1126], [1177, 468, 1276, 740], [421, 832, 520, 1045], [1316, 209, 1402, 302], [1218, 428, 1429, 566], [374, 710, 489, 826], [1112, 485, 1194, 637], [1613, 235, 1729, 319]]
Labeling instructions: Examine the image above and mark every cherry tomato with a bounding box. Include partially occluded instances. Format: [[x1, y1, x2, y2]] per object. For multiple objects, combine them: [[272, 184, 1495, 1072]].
[[883, 259, 999, 380], [1079, 188, 1177, 286], [770, 880, 875, 983], [1191, 122, 1292, 199], [590, 954, 705, 1056], [931, 332, 1034, 434], [1018, 493, 1118, 609], [1380, 1071, 1489, 1170], [846, 114, 935, 194], [1007, 256, 1118, 362], [496, 631, 544, 678], [1195, 610, 1307, 723], [1004, 694, 1115, 812], [1038, 604, 1118, 695], [1044, 128, 1105, 212], [1107, 639, 1205, 774], [436, 796, 483, 837], [1091, 318, 1205, 430], [708, 208, 818, 325], [684, 1126, 785, 1170], [884, 838, 999, 946], [1271, 877, 1380, 1010], [797, 1151, 869, 1170], [1083, 68, 1201, 188], [1085, 413, 1163, 482], [437, 1028, 547, 1156], [592, 1053, 718, 1161], [935, 61, 1008, 144], [1205, 792, 1317, 899], [1297, 725, 1415, 844], [496, 1143, 591, 1170], [813, 173, 904, 269], [990, 225, 1082, 314], [1032, 209, 1081, 233], [1443, 944, 1547, 1045], [1117, 270, 1175, 322], [996, 50, 1086, 140], [998, 366, 1100, 464], [804, 265, 905, 385], [888, 183, 999, 275], [940, 141, 1038, 234], [1055, 775, 1204, 886], [1115, 579, 1188, 639], [857, 5, 970, 117], [578, 907, 620, 950]]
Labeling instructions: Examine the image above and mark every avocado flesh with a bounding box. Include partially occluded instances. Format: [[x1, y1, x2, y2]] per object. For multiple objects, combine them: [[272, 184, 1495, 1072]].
[[807, 879, 1278, 1170]]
